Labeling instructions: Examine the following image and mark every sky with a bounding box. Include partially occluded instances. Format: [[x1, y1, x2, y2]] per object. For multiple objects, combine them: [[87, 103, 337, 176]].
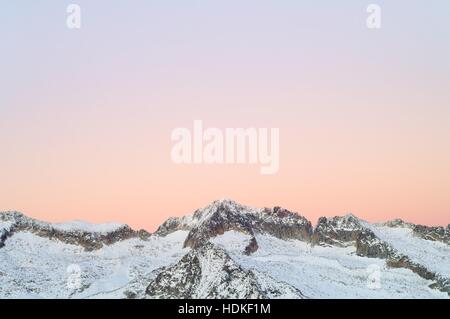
[[1, 1, 449, 231]]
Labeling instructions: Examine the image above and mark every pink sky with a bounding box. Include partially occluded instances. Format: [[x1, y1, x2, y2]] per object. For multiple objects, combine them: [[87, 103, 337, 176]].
[[1, 1, 449, 231]]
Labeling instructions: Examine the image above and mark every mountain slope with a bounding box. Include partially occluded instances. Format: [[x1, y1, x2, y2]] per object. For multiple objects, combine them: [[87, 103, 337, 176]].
[[146, 242, 304, 299], [0, 211, 150, 251], [0, 200, 449, 299], [157, 199, 312, 255]]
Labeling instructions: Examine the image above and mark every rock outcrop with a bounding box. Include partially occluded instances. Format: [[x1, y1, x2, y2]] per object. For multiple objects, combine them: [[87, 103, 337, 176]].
[[383, 219, 450, 245], [355, 229, 393, 259], [386, 253, 450, 295], [154, 216, 194, 236], [312, 214, 363, 247], [180, 199, 313, 255], [2, 201, 449, 299], [145, 242, 305, 299], [412, 224, 450, 245], [0, 211, 150, 251], [312, 215, 450, 296], [0, 225, 13, 249]]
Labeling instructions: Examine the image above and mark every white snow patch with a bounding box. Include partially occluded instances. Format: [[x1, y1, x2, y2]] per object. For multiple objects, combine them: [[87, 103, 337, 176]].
[[364, 223, 450, 278], [52, 220, 126, 234], [212, 230, 448, 299], [0, 220, 13, 232], [0, 230, 190, 298]]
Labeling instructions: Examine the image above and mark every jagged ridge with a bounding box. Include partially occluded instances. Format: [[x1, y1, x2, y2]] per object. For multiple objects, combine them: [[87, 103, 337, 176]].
[[311, 215, 450, 295], [156, 199, 312, 255], [1, 201, 449, 298], [0, 211, 150, 251]]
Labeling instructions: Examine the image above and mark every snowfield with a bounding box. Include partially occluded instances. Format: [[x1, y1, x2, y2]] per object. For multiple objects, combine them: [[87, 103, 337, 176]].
[[366, 223, 450, 278], [212, 231, 448, 299], [0, 202, 449, 299], [0, 230, 189, 298], [51, 220, 126, 234]]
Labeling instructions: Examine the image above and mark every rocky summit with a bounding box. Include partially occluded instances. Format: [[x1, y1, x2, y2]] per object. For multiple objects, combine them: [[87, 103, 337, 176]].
[[157, 199, 312, 255], [0, 200, 449, 299]]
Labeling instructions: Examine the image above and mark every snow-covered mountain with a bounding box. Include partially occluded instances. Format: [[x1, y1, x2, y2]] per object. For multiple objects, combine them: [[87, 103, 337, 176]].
[[1, 199, 449, 299]]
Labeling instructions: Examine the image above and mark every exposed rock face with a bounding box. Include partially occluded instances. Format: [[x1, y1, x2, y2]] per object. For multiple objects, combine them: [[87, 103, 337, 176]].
[[0, 228, 12, 248], [312, 214, 363, 247], [311, 215, 450, 296], [367, 219, 450, 295], [387, 254, 435, 280], [0, 219, 14, 248], [0, 211, 150, 251], [153, 202, 450, 297], [358, 237, 450, 295], [355, 229, 393, 259], [354, 227, 450, 295], [2, 202, 449, 298], [180, 200, 313, 254], [145, 242, 305, 299], [256, 206, 313, 242], [383, 219, 450, 245], [311, 214, 393, 258], [386, 253, 450, 294], [382, 219, 413, 228], [146, 251, 204, 299], [182, 200, 254, 250], [154, 216, 193, 236], [412, 225, 450, 245], [244, 237, 259, 255]]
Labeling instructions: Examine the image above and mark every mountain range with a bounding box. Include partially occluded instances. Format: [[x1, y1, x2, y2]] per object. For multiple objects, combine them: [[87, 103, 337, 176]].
[[1, 199, 449, 299]]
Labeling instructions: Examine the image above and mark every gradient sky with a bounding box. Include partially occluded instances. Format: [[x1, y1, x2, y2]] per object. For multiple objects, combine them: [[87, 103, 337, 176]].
[[1, 1, 450, 231]]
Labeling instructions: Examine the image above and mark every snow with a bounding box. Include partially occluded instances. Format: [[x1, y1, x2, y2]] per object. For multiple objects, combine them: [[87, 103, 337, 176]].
[[0, 220, 13, 232], [52, 220, 126, 234], [193, 199, 266, 221], [1, 207, 448, 299], [176, 243, 264, 299], [364, 223, 450, 278], [212, 231, 448, 299], [0, 230, 189, 299]]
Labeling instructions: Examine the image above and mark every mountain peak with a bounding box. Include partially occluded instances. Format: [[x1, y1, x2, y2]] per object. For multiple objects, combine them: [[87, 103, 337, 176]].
[[312, 214, 365, 247], [0, 211, 27, 222], [145, 242, 305, 299], [181, 200, 313, 253], [1, 202, 449, 299], [211, 198, 241, 207], [343, 213, 359, 221]]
